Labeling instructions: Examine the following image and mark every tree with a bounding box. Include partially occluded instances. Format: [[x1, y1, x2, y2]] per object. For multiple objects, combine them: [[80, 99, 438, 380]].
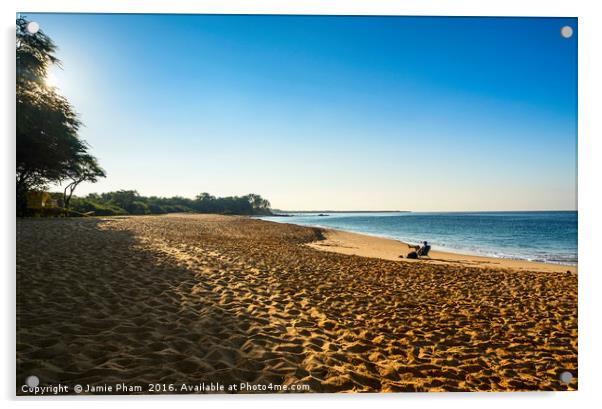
[[195, 192, 217, 213], [102, 190, 140, 213], [260, 198, 271, 209], [16, 17, 103, 215], [244, 193, 271, 214], [62, 154, 106, 209], [246, 194, 263, 209]]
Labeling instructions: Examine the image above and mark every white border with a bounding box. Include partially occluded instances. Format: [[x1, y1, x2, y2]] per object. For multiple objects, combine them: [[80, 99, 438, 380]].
[[5, 0, 588, 17], [3, 1, 601, 408]]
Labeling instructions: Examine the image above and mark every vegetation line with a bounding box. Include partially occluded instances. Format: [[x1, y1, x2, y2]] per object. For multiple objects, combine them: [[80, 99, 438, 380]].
[[56, 190, 272, 216]]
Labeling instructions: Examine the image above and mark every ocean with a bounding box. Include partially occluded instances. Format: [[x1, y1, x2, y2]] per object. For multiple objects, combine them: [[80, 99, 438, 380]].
[[259, 211, 577, 265]]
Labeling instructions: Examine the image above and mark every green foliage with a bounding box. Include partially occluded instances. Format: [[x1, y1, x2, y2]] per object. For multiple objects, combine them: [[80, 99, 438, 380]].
[[70, 197, 128, 216], [100, 190, 140, 212], [61, 191, 273, 216], [129, 201, 150, 215], [194, 192, 271, 215]]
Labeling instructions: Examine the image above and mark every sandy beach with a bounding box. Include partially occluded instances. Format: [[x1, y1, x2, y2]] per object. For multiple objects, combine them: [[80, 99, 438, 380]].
[[308, 229, 578, 274], [16, 214, 578, 393]]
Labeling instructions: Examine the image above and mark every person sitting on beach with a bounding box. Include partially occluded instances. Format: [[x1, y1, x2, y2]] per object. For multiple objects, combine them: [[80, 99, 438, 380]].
[[406, 241, 430, 259], [417, 241, 430, 257]]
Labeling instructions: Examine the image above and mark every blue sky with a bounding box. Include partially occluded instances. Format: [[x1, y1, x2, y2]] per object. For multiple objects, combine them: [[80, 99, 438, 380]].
[[22, 14, 577, 211]]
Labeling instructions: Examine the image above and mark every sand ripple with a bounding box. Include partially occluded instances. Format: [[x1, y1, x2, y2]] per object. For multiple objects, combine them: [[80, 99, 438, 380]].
[[16, 214, 577, 393]]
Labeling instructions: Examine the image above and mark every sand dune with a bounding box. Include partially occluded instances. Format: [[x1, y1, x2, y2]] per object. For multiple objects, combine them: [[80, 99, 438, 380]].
[[16, 214, 577, 393]]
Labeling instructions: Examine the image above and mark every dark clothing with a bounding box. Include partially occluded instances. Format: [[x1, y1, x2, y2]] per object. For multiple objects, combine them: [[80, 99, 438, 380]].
[[417, 245, 431, 257]]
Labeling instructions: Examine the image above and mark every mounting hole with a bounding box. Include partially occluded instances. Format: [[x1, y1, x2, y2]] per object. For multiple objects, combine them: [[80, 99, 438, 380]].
[[26, 21, 40, 34], [559, 371, 573, 384], [25, 375, 39, 388], [560, 26, 573, 39]]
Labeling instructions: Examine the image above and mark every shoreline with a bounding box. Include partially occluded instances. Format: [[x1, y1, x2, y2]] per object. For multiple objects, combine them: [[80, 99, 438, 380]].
[[297, 226, 577, 274]]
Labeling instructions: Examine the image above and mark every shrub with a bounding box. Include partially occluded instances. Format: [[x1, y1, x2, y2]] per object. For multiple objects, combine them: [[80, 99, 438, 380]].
[[70, 198, 127, 216]]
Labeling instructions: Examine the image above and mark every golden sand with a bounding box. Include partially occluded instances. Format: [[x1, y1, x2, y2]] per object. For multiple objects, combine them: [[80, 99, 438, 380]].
[[308, 229, 577, 274], [16, 214, 578, 393]]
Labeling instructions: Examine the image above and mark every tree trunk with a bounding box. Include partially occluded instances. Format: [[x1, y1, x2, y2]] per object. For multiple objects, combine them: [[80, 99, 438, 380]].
[[63, 185, 71, 211], [63, 180, 80, 212], [16, 172, 29, 217]]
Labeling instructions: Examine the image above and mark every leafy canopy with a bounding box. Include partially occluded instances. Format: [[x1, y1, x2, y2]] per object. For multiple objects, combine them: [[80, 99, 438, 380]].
[[16, 17, 105, 214]]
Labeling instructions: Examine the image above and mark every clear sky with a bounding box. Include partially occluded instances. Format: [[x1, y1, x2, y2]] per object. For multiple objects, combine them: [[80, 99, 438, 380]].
[[22, 13, 577, 211]]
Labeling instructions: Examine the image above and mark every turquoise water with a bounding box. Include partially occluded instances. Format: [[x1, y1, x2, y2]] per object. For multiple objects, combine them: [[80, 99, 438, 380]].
[[259, 211, 577, 265]]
